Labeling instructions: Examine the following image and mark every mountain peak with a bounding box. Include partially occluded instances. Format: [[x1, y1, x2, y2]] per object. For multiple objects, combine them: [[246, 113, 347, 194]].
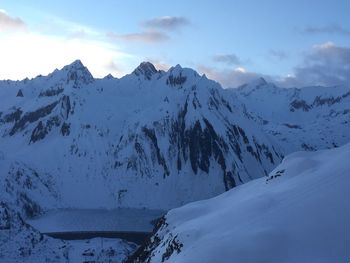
[[132, 61, 158, 80], [103, 73, 115, 80], [59, 59, 94, 85], [69, 59, 84, 68], [168, 64, 200, 78], [236, 77, 271, 94], [250, 77, 267, 86], [61, 59, 86, 72]]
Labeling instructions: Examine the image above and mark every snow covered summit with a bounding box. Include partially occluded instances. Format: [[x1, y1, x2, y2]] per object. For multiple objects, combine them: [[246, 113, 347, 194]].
[[132, 62, 159, 80]]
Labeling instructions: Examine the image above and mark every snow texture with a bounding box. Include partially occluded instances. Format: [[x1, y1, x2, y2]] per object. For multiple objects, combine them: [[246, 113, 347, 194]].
[[130, 142, 350, 262]]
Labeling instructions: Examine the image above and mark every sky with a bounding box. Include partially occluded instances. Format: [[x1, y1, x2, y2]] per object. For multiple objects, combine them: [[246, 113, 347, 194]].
[[0, 0, 350, 87]]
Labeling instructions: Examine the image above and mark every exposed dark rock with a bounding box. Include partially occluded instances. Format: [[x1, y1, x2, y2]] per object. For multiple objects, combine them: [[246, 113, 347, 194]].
[[238, 126, 249, 144], [290, 91, 350, 112], [125, 216, 168, 263], [284, 123, 302, 129], [266, 169, 285, 182], [17, 193, 42, 218], [62, 59, 94, 87], [142, 127, 170, 177], [290, 99, 311, 112], [16, 89, 24, 97], [60, 122, 70, 136], [166, 73, 187, 86], [191, 92, 202, 109], [30, 121, 46, 143], [39, 87, 64, 97], [9, 101, 59, 136], [30, 116, 61, 143], [161, 235, 183, 262], [60, 95, 71, 119], [2, 108, 23, 123], [301, 143, 316, 151], [311, 91, 350, 107], [0, 202, 11, 230], [223, 171, 236, 190], [133, 62, 158, 80]]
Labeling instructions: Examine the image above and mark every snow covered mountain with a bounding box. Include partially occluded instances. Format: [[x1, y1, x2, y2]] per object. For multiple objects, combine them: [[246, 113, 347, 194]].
[[231, 78, 350, 153], [0, 60, 349, 212], [128, 142, 350, 263], [0, 60, 282, 211], [1, 60, 349, 262]]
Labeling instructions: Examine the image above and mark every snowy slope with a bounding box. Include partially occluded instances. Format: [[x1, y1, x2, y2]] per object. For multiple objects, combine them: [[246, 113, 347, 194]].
[[232, 78, 350, 153], [129, 142, 350, 263], [0, 61, 282, 210]]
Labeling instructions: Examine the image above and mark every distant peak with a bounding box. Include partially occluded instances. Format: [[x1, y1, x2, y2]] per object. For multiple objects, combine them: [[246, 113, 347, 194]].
[[104, 73, 114, 79], [250, 77, 267, 86], [168, 64, 182, 73], [173, 64, 183, 70], [62, 59, 86, 71], [165, 64, 202, 87], [132, 61, 158, 80], [58, 59, 94, 85], [168, 64, 200, 78], [237, 77, 274, 94], [62, 59, 87, 72]]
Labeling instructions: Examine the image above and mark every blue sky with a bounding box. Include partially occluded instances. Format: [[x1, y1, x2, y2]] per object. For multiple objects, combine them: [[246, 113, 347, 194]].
[[1, 0, 350, 87]]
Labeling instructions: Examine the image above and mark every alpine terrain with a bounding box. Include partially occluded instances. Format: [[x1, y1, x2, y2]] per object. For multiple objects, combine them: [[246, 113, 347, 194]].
[[0, 60, 349, 262]]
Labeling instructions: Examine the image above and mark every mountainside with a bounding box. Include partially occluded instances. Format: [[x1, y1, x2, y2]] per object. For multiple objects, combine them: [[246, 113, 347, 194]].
[[1, 60, 350, 262], [232, 78, 350, 153], [129, 142, 350, 263], [0, 61, 349, 212], [0, 200, 136, 263], [0, 60, 282, 210]]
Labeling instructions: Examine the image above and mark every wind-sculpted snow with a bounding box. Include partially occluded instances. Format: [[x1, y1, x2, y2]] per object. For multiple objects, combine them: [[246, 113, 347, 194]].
[[129, 143, 350, 263]]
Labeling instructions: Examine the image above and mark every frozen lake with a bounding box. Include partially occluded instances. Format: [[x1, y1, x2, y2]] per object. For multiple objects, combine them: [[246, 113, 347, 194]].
[[27, 208, 165, 233]]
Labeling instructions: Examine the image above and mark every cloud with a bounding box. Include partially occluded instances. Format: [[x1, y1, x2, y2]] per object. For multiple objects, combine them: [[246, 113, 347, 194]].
[[142, 16, 189, 31], [269, 49, 288, 60], [107, 30, 169, 43], [302, 24, 350, 37], [141, 57, 171, 71], [0, 9, 27, 32], [0, 32, 132, 80], [197, 65, 268, 88], [107, 16, 188, 44], [154, 62, 171, 71], [104, 60, 127, 76], [279, 42, 350, 87], [202, 42, 350, 88], [0, 12, 136, 79], [213, 54, 242, 66]]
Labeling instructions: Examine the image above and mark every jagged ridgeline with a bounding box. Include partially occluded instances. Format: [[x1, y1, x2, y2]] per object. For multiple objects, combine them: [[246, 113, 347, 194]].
[[0, 60, 349, 210]]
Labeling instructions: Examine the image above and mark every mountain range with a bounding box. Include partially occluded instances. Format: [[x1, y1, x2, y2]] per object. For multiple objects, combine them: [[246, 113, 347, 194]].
[[0, 60, 349, 262]]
